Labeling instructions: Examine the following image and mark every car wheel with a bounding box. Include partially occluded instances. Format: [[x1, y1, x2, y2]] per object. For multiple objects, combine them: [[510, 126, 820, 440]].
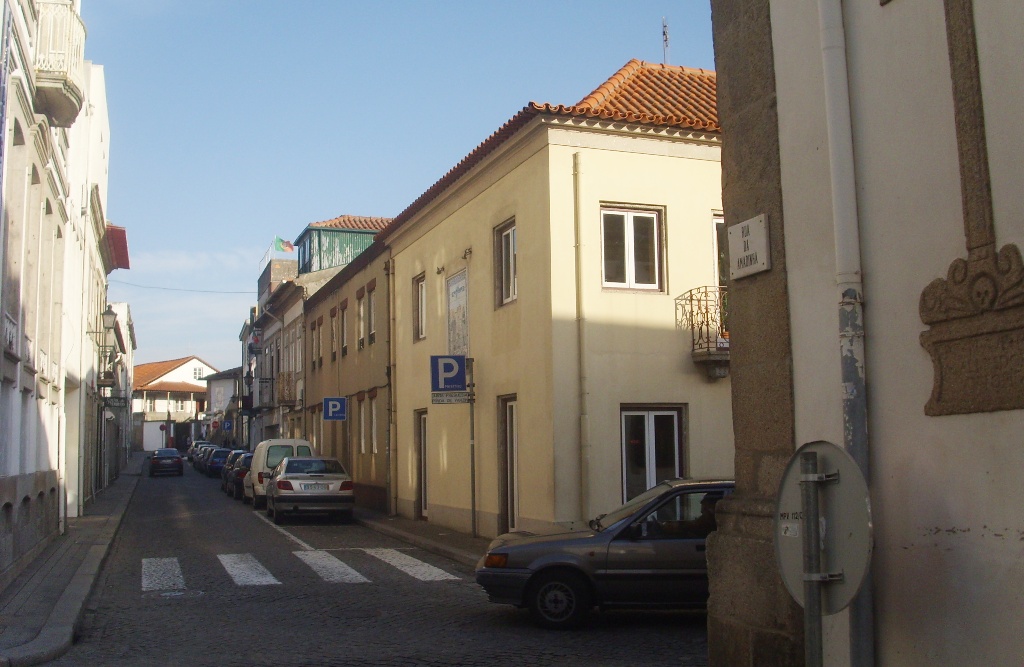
[[335, 510, 353, 524], [272, 503, 285, 526], [233, 484, 242, 500], [266, 498, 274, 518], [242, 492, 251, 505], [527, 570, 592, 630], [253, 495, 266, 510]]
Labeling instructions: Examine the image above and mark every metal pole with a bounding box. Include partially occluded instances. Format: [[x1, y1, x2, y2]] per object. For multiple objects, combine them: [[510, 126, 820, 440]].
[[468, 357, 477, 538], [800, 451, 824, 667]]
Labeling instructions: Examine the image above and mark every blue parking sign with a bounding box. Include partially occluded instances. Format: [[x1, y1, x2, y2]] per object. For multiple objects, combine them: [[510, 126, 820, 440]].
[[222, 420, 233, 431], [323, 397, 347, 421], [431, 355, 467, 392]]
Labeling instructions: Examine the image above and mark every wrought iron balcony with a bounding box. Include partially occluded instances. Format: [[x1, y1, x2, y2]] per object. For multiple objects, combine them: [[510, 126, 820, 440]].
[[675, 286, 730, 380], [277, 371, 297, 405], [34, 0, 86, 128]]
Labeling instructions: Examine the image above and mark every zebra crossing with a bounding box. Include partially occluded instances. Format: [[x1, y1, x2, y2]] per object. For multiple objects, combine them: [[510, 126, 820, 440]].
[[141, 548, 459, 592]]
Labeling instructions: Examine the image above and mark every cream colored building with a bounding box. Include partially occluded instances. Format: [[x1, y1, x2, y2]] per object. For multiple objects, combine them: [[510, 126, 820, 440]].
[[304, 237, 392, 512], [708, 1, 1024, 665], [381, 60, 734, 538]]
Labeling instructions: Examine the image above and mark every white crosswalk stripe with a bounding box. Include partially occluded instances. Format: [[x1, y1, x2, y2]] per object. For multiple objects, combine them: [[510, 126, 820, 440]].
[[142, 557, 185, 592], [294, 550, 370, 583], [141, 548, 459, 591], [218, 553, 282, 586], [362, 548, 460, 581]]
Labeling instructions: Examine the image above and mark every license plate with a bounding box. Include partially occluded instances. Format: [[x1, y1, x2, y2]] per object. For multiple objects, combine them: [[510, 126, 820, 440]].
[[302, 483, 329, 491]]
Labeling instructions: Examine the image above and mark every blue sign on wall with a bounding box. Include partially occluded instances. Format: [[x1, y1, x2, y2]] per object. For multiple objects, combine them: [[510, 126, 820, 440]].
[[430, 355, 467, 392], [222, 420, 233, 432], [323, 397, 348, 421]]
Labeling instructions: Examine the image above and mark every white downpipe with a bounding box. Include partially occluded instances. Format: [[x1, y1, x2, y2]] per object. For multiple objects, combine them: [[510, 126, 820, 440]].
[[817, 0, 874, 665], [573, 152, 590, 523]]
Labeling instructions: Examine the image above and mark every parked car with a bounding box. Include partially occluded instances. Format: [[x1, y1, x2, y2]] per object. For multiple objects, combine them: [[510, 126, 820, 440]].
[[192, 446, 216, 471], [265, 457, 354, 525], [228, 453, 254, 500], [148, 448, 183, 477], [204, 448, 232, 478], [187, 440, 213, 462], [220, 450, 248, 491], [243, 438, 317, 509], [475, 478, 734, 629]]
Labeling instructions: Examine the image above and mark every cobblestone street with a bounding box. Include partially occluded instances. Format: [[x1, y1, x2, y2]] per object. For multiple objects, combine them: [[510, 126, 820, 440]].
[[52, 465, 710, 667]]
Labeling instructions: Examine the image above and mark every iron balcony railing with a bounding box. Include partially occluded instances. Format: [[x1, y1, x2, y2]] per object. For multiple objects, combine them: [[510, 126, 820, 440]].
[[675, 286, 730, 379]]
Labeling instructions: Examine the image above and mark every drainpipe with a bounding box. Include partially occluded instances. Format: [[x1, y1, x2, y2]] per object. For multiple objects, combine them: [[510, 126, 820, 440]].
[[818, 1, 874, 665], [573, 152, 591, 524], [385, 254, 397, 516]]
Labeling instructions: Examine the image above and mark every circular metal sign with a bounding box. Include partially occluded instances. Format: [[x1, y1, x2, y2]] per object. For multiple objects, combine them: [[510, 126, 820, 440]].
[[774, 440, 872, 615]]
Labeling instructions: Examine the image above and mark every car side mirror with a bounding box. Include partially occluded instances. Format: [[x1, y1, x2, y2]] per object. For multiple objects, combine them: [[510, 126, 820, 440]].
[[625, 523, 644, 540]]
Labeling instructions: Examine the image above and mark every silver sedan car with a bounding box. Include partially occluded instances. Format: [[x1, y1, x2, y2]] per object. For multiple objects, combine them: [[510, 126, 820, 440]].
[[265, 457, 354, 525], [476, 478, 734, 629]]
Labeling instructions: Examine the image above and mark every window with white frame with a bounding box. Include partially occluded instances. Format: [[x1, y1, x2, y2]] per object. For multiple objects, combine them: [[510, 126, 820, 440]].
[[368, 290, 376, 345], [359, 399, 366, 454], [601, 208, 662, 290], [496, 220, 517, 305], [331, 312, 338, 361], [357, 296, 365, 349], [371, 396, 378, 454], [621, 407, 686, 501], [341, 305, 349, 356], [193, 367, 204, 380], [413, 274, 426, 340]]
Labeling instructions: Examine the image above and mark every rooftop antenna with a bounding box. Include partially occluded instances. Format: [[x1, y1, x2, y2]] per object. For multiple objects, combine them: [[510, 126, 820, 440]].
[[662, 17, 670, 64]]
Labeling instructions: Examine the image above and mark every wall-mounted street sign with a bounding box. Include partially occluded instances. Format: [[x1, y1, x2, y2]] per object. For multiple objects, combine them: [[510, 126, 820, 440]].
[[222, 420, 233, 432], [729, 213, 771, 280], [104, 396, 127, 408], [323, 397, 348, 421], [432, 391, 472, 405]]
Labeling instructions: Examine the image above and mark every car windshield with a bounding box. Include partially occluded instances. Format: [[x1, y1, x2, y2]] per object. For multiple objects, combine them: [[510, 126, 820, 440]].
[[211, 450, 229, 460], [592, 482, 675, 531], [285, 459, 345, 475]]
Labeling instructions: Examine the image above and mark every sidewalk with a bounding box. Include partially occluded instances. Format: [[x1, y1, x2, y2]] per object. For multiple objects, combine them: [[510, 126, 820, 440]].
[[0, 452, 492, 666], [0, 452, 146, 667]]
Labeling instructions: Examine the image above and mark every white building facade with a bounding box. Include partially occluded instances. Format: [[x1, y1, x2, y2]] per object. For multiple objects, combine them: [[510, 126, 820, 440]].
[[0, 0, 125, 587]]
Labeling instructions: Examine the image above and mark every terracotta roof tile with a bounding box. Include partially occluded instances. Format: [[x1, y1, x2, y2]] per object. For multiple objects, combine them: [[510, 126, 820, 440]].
[[134, 356, 215, 389], [380, 59, 717, 241], [309, 215, 393, 232], [570, 59, 718, 131]]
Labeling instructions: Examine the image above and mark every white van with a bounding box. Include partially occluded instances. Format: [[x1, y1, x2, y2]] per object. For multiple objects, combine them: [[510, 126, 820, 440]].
[[244, 438, 317, 509]]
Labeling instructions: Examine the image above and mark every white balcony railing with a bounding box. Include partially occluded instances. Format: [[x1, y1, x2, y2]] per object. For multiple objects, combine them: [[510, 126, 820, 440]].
[[34, 0, 86, 127]]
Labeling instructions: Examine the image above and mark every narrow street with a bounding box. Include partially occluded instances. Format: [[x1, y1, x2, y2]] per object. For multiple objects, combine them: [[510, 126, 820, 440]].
[[53, 463, 710, 667]]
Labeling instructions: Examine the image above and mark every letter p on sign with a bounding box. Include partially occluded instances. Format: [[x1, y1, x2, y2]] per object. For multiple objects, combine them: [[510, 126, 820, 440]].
[[431, 355, 467, 392]]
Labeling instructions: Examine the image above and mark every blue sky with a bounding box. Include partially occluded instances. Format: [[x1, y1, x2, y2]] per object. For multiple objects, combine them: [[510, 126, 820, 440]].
[[81, 0, 716, 372]]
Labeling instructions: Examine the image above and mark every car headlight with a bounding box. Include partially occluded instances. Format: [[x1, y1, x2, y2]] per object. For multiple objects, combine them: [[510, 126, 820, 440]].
[[484, 553, 509, 568]]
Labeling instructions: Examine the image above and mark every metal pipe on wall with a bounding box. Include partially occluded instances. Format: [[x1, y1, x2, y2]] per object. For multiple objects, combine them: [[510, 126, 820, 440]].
[[573, 152, 591, 524], [817, 0, 875, 664]]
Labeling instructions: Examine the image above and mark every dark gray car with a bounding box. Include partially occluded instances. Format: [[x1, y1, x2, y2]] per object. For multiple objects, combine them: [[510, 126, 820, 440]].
[[475, 478, 733, 629]]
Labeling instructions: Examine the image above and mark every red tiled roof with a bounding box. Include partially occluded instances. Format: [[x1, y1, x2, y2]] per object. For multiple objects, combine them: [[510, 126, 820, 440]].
[[379, 60, 717, 241], [572, 59, 717, 130], [134, 356, 215, 388], [310, 215, 393, 232]]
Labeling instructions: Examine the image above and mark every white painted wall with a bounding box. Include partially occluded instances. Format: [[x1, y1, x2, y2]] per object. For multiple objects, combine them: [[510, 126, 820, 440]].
[[770, 1, 1024, 663]]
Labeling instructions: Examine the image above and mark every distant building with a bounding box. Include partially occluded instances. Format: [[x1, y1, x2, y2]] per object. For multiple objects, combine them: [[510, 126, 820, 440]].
[[132, 357, 218, 451]]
